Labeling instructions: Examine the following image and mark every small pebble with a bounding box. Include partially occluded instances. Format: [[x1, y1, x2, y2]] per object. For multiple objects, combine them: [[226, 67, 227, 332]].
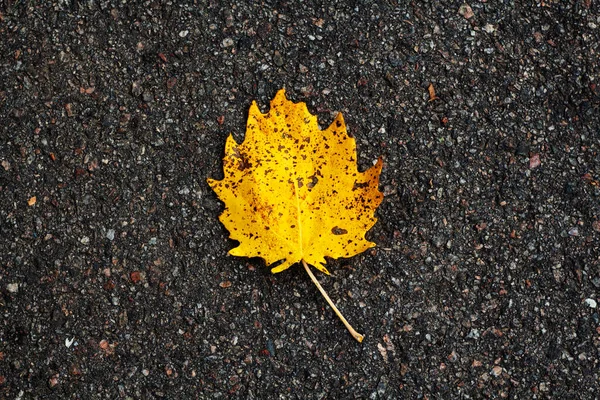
[[106, 229, 115, 241], [584, 298, 597, 308], [447, 350, 458, 362], [529, 153, 541, 169], [131, 81, 142, 97], [7, 283, 18, 293], [130, 271, 141, 284], [483, 23, 496, 33], [467, 329, 480, 339], [142, 91, 153, 103], [458, 3, 474, 19], [273, 51, 284, 67], [48, 375, 59, 388], [377, 343, 388, 362], [65, 103, 74, 117]]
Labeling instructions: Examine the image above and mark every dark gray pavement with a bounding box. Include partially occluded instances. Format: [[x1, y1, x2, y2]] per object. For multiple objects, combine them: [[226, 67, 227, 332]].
[[1, 1, 599, 398]]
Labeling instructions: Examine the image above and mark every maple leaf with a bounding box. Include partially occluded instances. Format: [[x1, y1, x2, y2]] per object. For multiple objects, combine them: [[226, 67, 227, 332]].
[[208, 89, 383, 341]]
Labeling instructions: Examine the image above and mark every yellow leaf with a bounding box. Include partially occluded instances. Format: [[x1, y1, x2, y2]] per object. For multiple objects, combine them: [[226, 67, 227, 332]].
[[208, 89, 383, 275], [208, 89, 383, 341]]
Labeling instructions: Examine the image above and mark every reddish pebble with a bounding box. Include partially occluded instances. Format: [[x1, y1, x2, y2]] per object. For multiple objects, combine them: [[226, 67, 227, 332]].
[[130, 271, 141, 283], [48, 375, 59, 388], [529, 153, 541, 169], [447, 350, 458, 362], [458, 3, 474, 19], [74, 167, 87, 178]]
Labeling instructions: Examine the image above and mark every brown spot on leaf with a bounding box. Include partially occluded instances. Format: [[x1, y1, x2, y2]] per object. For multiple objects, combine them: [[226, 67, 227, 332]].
[[234, 151, 252, 171], [331, 226, 348, 235], [307, 175, 319, 189], [352, 181, 369, 191]]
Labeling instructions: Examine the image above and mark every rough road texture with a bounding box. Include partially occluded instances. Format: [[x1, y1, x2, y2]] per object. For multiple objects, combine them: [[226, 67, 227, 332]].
[[1, 1, 599, 399]]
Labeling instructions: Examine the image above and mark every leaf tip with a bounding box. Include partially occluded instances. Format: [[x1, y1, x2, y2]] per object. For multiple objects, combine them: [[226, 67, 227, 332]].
[[272, 88, 288, 105], [249, 100, 261, 116], [225, 133, 239, 147], [374, 156, 384, 170], [313, 262, 331, 275], [270, 258, 295, 274]]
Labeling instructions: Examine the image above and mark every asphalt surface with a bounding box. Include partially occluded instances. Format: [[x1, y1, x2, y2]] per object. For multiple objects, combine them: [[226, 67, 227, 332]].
[[1, 1, 600, 399]]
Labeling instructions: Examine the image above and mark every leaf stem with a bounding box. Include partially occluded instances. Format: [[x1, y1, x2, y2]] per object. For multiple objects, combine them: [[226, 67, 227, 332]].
[[301, 260, 364, 343]]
